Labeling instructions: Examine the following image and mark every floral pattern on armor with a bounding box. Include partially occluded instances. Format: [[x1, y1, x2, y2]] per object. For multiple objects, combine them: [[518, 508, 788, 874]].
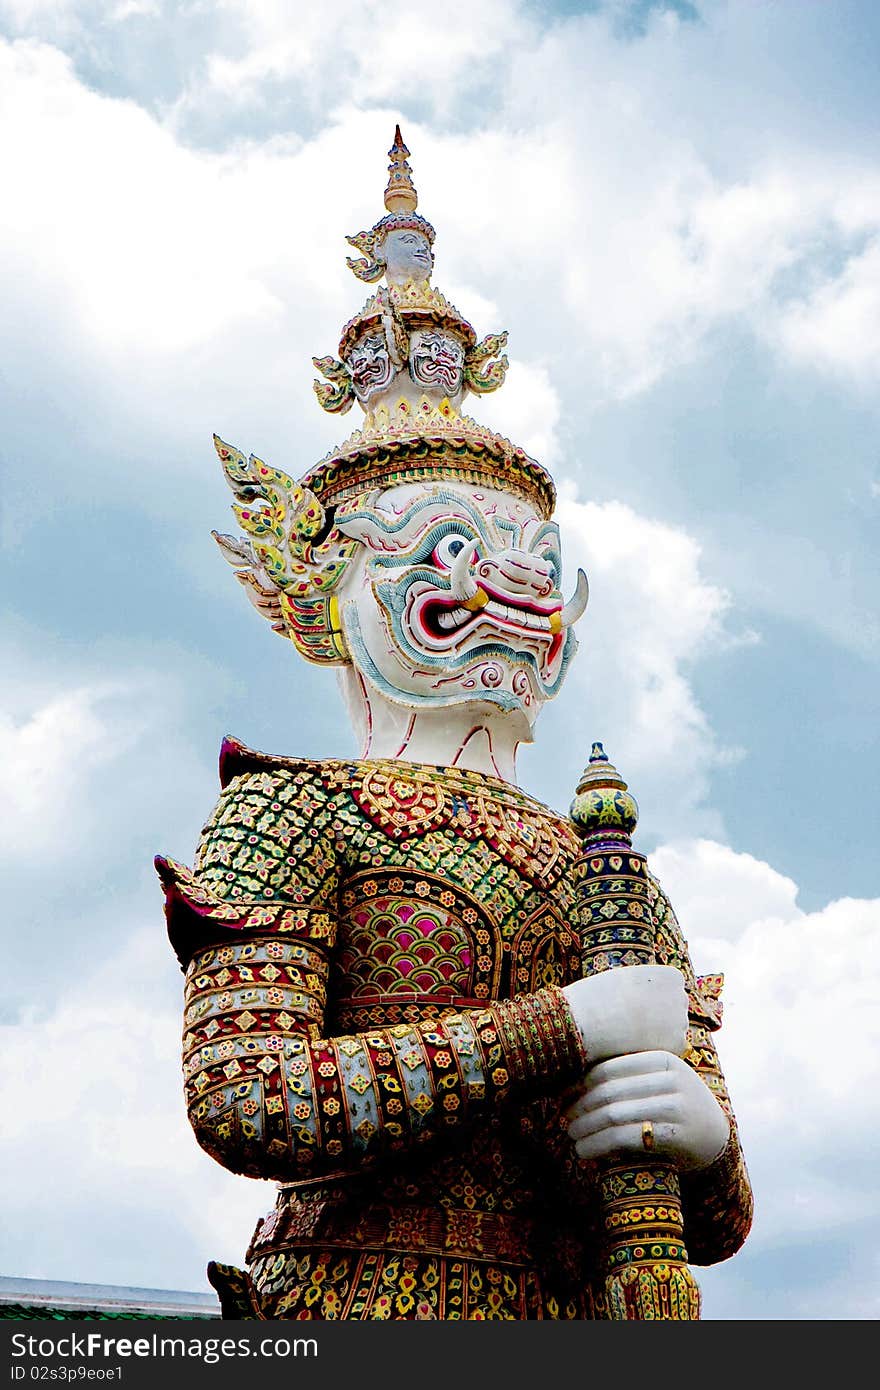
[[158, 739, 752, 1318], [245, 1247, 593, 1320], [181, 926, 583, 1182]]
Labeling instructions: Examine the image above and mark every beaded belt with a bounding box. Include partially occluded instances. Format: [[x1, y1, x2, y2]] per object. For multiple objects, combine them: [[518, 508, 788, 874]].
[[248, 1195, 535, 1268]]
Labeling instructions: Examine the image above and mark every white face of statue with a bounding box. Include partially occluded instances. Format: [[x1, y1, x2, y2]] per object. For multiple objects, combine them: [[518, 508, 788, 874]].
[[335, 481, 586, 733], [409, 330, 465, 395], [346, 331, 395, 402], [381, 228, 433, 284]]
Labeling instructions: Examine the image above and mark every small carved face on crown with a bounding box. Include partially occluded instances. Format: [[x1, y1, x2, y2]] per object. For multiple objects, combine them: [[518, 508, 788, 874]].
[[346, 332, 395, 404], [335, 481, 587, 731], [381, 228, 433, 285], [409, 331, 465, 397]]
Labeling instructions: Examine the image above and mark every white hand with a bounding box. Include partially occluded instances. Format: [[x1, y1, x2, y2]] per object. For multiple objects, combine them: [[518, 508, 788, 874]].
[[564, 1051, 731, 1172], [561, 965, 689, 1064]]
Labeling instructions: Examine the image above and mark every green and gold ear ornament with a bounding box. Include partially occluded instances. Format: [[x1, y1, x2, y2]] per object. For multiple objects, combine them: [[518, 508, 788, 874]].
[[312, 355, 356, 414], [464, 332, 510, 395], [211, 434, 357, 665], [345, 228, 385, 284]]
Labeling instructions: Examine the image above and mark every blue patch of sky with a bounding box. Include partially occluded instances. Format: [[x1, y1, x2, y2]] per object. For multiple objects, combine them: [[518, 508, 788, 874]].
[[768, 230, 878, 311], [699, 1219, 874, 1320], [555, 325, 880, 584], [3, 487, 349, 754], [689, 614, 878, 914], [0, 1, 211, 108], [548, 326, 880, 909], [528, 0, 701, 32]]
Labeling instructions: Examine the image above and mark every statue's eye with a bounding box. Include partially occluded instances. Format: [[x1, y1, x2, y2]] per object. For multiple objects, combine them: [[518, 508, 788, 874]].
[[432, 534, 473, 570]]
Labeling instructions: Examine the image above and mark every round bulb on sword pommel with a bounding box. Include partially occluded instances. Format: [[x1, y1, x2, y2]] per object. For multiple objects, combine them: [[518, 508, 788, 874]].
[[569, 741, 639, 839]]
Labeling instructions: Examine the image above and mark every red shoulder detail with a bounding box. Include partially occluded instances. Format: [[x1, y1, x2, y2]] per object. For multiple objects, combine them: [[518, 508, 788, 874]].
[[219, 734, 257, 787], [154, 853, 255, 968], [217, 735, 340, 788], [155, 854, 336, 970]]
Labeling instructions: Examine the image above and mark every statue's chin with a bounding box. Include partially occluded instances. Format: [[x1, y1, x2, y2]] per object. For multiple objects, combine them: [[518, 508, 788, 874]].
[[339, 604, 558, 765], [357, 663, 539, 732]]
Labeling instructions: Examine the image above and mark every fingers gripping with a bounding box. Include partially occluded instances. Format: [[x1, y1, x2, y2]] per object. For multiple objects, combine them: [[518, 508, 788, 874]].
[[565, 1056, 683, 1144], [564, 1049, 730, 1172]]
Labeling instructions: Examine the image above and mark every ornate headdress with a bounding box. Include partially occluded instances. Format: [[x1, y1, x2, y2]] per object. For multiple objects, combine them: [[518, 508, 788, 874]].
[[344, 126, 436, 284], [214, 129, 556, 665]]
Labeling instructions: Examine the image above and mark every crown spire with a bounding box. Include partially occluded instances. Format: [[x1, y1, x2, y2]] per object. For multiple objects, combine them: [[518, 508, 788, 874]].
[[384, 125, 418, 213], [344, 126, 435, 285]]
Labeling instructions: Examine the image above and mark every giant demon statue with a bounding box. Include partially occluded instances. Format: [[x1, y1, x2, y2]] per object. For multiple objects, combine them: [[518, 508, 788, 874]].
[[157, 129, 752, 1321]]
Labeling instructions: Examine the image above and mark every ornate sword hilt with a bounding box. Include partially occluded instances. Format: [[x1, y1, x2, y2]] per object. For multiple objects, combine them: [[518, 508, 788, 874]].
[[569, 743, 700, 1320]]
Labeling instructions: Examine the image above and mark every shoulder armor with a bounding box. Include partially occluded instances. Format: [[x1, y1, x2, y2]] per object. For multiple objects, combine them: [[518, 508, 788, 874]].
[[218, 734, 354, 789], [155, 854, 336, 970]]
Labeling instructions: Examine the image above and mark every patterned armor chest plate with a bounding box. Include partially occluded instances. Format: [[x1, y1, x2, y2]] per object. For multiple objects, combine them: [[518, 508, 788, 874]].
[[327, 762, 583, 1032]]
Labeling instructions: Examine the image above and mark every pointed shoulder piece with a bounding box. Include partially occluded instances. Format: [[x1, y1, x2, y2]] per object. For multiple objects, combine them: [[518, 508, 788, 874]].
[[217, 734, 353, 788]]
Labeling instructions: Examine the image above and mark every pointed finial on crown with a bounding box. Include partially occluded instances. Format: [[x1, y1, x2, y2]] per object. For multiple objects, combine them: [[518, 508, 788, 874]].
[[384, 125, 418, 213], [346, 127, 436, 284]]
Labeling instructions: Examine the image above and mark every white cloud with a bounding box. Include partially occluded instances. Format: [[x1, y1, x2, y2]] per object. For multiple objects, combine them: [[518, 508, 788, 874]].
[[644, 836, 880, 1315], [704, 892, 880, 1146], [477, 359, 562, 468], [0, 1, 79, 27], [0, 636, 234, 1033], [649, 838, 800, 946], [773, 238, 880, 385], [0, 634, 268, 1285], [533, 492, 737, 840], [0, 682, 145, 858], [0, 926, 268, 1289], [0, 633, 221, 871], [175, 0, 532, 120], [0, 40, 281, 357], [110, 1, 158, 19]]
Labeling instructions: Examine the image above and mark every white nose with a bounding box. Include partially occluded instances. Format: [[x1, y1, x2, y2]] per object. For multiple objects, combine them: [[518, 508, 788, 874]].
[[476, 549, 556, 601]]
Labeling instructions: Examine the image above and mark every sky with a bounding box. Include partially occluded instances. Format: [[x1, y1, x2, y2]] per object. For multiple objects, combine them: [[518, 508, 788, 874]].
[[1, 0, 878, 1322]]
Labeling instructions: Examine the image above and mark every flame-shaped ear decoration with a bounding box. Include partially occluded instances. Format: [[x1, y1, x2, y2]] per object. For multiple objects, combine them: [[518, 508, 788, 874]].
[[312, 356, 356, 414], [212, 435, 358, 664], [464, 332, 510, 395], [345, 229, 385, 283]]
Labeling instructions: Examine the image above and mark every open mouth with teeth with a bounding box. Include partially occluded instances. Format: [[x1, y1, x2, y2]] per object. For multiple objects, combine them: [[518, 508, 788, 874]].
[[369, 540, 587, 690], [411, 586, 566, 673]]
